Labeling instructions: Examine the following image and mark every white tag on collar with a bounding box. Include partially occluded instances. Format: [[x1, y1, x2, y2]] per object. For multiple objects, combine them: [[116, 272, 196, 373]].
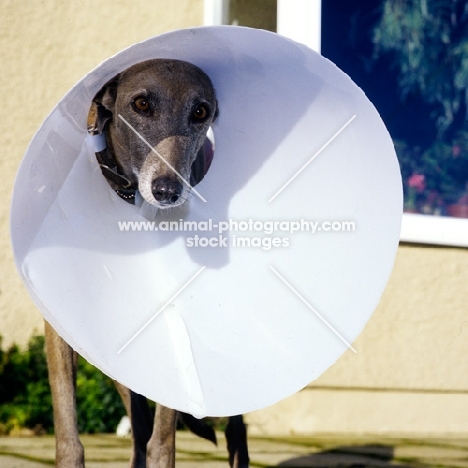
[[86, 133, 107, 153]]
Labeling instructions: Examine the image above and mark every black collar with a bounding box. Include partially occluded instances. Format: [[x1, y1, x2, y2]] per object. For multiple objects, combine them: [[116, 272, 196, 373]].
[[88, 102, 138, 204], [94, 148, 137, 204]]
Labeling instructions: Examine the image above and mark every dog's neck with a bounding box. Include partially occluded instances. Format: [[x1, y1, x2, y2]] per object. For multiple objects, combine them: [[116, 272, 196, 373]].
[[87, 132, 138, 204]]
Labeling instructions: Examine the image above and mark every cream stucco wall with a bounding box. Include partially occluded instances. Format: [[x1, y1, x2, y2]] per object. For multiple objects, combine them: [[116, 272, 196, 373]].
[[1, 1, 468, 436]]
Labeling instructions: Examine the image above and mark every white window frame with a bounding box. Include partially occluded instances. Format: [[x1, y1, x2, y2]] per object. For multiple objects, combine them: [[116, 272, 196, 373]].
[[203, 0, 229, 26], [277, 0, 321, 52], [203, 0, 467, 247]]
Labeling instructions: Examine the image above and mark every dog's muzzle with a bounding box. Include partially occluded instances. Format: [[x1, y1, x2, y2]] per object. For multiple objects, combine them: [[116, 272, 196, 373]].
[[138, 136, 193, 209]]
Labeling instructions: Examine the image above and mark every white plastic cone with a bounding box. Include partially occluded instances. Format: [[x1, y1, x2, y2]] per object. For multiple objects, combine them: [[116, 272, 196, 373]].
[[11, 26, 402, 417]]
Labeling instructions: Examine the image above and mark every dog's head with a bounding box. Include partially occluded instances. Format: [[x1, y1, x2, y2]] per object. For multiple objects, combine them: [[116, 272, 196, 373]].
[[92, 59, 218, 209]]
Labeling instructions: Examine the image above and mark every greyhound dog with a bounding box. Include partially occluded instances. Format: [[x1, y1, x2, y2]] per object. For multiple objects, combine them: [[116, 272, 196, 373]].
[[45, 59, 249, 468]]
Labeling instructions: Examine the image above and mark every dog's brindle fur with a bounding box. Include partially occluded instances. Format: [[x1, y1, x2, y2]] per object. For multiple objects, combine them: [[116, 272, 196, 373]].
[[45, 59, 249, 468]]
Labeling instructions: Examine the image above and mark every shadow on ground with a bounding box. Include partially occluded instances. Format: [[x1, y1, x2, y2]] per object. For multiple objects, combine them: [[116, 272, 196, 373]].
[[277, 444, 411, 467]]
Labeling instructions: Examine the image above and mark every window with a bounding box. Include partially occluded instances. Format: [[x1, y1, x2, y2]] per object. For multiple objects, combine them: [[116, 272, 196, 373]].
[[229, 0, 277, 31], [322, 0, 468, 246]]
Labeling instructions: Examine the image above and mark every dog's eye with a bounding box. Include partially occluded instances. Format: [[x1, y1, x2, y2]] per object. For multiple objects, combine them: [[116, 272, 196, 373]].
[[133, 97, 150, 113], [192, 104, 209, 121]]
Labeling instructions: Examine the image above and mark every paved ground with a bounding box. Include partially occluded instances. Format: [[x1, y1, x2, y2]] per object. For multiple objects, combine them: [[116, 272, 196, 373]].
[[0, 432, 467, 467]]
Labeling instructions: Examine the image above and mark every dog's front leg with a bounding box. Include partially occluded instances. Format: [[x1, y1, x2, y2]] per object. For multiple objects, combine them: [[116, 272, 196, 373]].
[[45, 322, 85, 468], [146, 404, 177, 468], [115, 384, 150, 468], [129, 391, 154, 468], [225, 415, 249, 468]]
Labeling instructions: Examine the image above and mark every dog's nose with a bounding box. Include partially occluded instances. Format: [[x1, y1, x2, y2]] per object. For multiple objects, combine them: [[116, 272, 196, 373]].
[[151, 177, 183, 204]]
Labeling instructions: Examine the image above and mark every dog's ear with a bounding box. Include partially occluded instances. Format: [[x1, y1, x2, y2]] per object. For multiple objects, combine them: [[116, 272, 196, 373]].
[[190, 147, 206, 187], [90, 76, 119, 134], [213, 100, 219, 122], [190, 138, 214, 186]]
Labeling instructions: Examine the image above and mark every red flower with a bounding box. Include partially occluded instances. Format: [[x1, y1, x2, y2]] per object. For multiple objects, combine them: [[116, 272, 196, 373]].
[[408, 174, 425, 192]]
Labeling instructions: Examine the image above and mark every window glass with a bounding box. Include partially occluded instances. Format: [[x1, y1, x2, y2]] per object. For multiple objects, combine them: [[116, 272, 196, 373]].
[[229, 0, 277, 32], [322, 0, 468, 218]]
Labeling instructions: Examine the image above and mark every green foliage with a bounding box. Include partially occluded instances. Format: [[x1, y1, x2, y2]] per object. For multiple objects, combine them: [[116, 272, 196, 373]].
[[373, 0, 468, 136], [421, 131, 468, 198], [0, 336, 125, 435], [396, 130, 468, 213], [373, 0, 468, 212], [0, 336, 52, 434], [75, 356, 126, 434]]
